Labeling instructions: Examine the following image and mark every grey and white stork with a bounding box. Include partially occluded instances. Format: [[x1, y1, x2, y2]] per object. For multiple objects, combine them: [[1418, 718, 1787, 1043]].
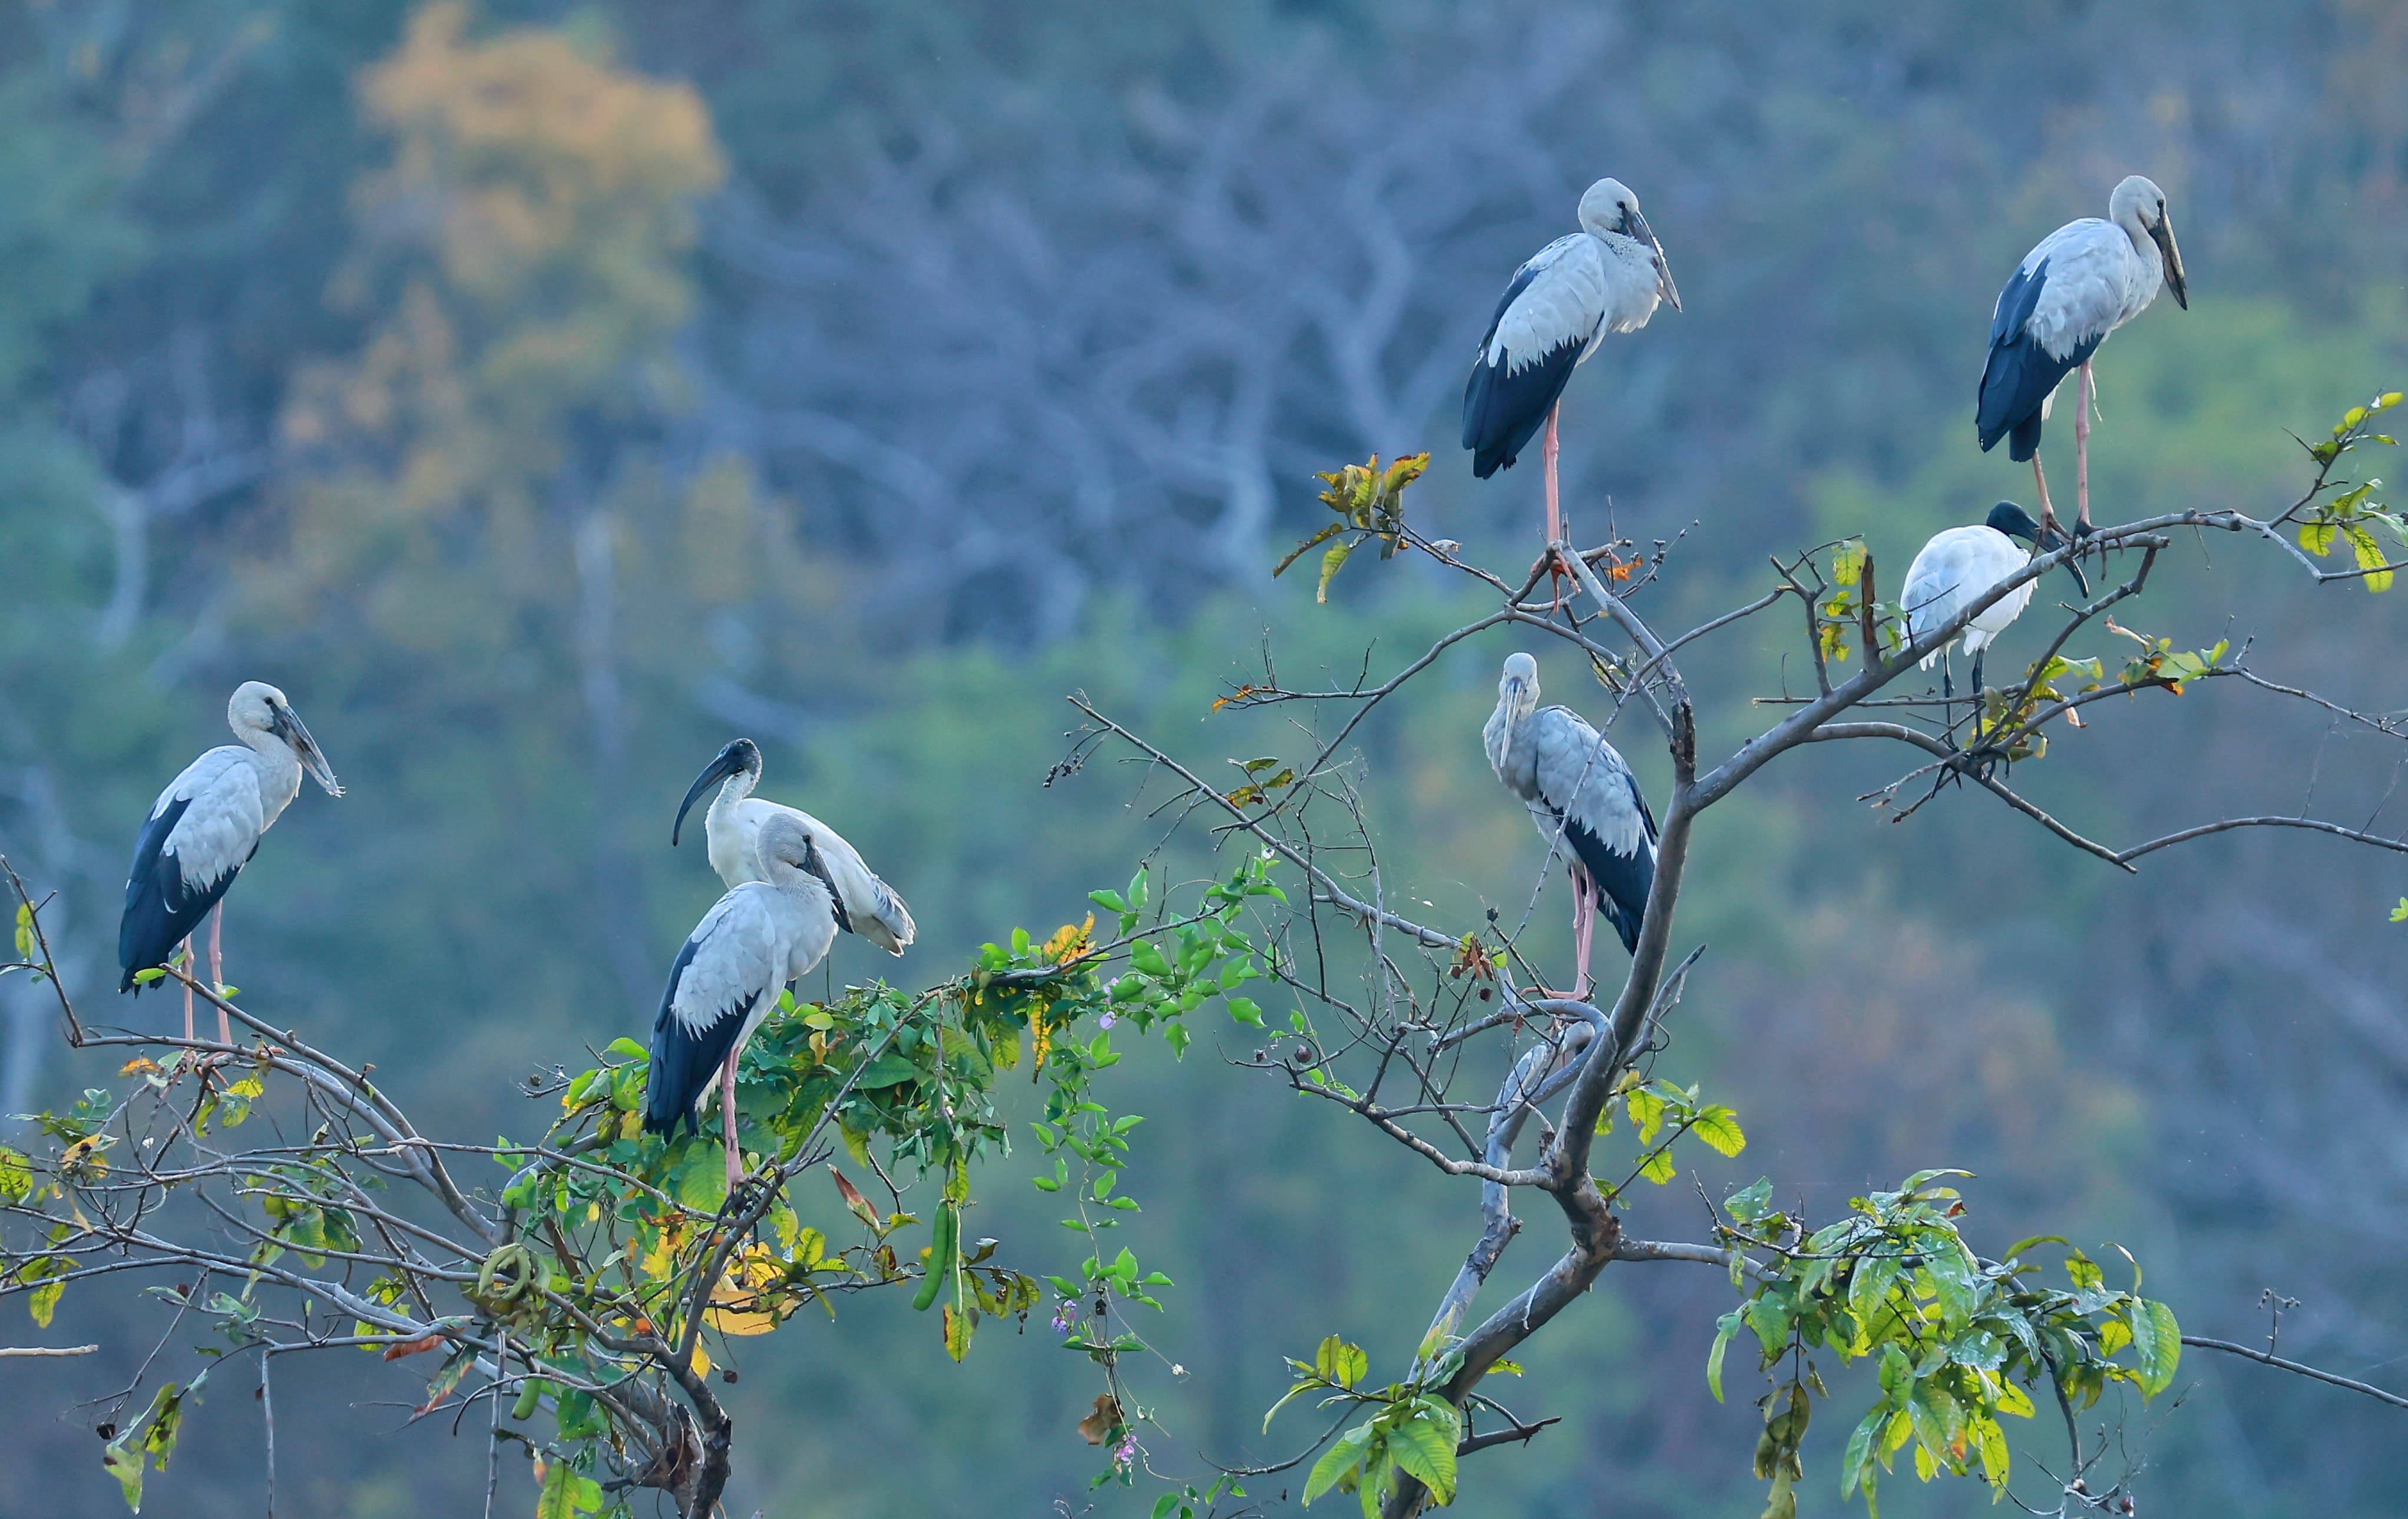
[[1977, 174, 2188, 537], [645, 812, 839, 1190], [672, 738, 915, 955], [1463, 178, 1681, 554], [1483, 653, 1658, 998], [117, 681, 342, 1042], [1901, 502, 2086, 700]]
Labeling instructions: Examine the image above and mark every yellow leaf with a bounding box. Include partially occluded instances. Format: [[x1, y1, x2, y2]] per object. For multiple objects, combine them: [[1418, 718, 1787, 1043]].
[[1043, 915, 1096, 965], [689, 1342, 711, 1378], [704, 1246, 783, 1336]]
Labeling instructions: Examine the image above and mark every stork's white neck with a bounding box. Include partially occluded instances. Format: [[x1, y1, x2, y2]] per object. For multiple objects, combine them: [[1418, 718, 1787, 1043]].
[[236, 726, 303, 819]]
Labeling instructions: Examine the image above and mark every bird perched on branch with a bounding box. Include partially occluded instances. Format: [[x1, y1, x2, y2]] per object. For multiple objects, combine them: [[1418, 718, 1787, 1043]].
[[673, 737, 914, 955], [1463, 178, 1681, 554], [1977, 175, 2188, 537], [1901, 502, 2086, 700], [118, 681, 342, 1043], [646, 812, 840, 1191], [1483, 653, 1658, 998]]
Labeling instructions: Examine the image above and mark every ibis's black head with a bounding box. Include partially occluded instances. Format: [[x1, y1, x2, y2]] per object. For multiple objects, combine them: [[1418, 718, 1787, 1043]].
[[1984, 501, 2046, 547], [673, 738, 763, 848], [1986, 501, 2091, 597]]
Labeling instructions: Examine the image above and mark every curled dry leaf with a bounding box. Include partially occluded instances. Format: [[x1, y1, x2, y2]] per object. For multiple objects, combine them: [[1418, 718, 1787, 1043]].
[[1077, 1392, 1123, 1445]]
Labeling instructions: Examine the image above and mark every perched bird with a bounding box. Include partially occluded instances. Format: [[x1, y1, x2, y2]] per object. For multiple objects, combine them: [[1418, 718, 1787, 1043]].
[[672, 737, 914, 955], [118, 681, 342, 1042], [1901, 502, 2086, 700], [646, 813, 839, 1190], [1463, 178, 1681, 552], [1483, 653, 1658, 998], [1977, 174, 2188, 536]]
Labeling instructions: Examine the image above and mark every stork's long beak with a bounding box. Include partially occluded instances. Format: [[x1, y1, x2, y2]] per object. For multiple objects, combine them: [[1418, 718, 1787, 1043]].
[[673, 744, 746, 847], [2149, 214, 2188, 310], [274, 705, 342, 797], [1629, 209, 1681, 313]]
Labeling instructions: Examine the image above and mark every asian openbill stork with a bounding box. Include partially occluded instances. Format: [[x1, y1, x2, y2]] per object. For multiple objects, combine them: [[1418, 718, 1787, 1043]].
[[1463, 178, 1681, 557], [1977, 175, 2188, 537], [645, 813, 839, 1190], [117, 681, 341, 1042], [672, 738, 915, 955], [1901, 502, 2087, 700], [1483, 653, 1658, 999]]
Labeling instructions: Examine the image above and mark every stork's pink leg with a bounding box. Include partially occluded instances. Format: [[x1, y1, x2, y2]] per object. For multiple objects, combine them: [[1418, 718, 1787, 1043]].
[[2074, 360, 2094, 532], [1567, 863, 1599, 1000], [1543, 402, 1563, 550], [209, 905, 229, 1044], [721, 1054, 743, 1192], [2030, 456, 2058, 538], [180, 936, 194, 1043]]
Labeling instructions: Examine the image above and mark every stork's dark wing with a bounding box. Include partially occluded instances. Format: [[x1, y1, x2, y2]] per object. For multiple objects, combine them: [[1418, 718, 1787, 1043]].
[[1527, 707, 1659, 957], [1977, 255, 2103, 461], [1463, 235, 1604, 479], [644, 932, 759, 1137], [120, 752, 270, 995]]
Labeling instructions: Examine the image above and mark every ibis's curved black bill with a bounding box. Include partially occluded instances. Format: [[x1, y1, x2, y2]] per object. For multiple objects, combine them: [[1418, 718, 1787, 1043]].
[[673, 738, 759, 846]]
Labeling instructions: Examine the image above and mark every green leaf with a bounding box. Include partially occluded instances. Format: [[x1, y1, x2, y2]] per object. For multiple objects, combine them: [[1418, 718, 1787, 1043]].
[[1226, 997, 1264, 1027], [2301, 520, 2336, 556], [1314, 1333, 1368, 1389], [1302, 1425, 1373, 1506], [676, 1159, 729, 1214], [1724, 1177, 1774, 1224], [1707, 1309, 1742, 1402], [1625, 1084, 1666, 1143], [2128, 1298, 2181, 1397], [1974, 1413, 2010, 1487], [1636, 1147, 1678, 1184], [1693, 1106, 1747, 1157], [2344, 521, 2395, 591], [0, 1146, 29, 1204], [604, 1037, 647, 1061], [854, 1050, 920, 1088], [1272, 522, 1345, 581], [1316, 538, 1357, 604], [2390, 897, 2407, 924], [100, 1381, 187, 1514], [537, 1460, 605, 1518], [1386, 1402, 1460, 1505], [1841, 1407, 1887, 1499]]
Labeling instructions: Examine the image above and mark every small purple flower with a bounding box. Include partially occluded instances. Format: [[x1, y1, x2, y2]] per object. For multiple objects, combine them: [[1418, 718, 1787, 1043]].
[[1052, 1304, 1077, 1336], [1098, 1010, 1118, 1030], [1112, 1433, 1139, 1470]]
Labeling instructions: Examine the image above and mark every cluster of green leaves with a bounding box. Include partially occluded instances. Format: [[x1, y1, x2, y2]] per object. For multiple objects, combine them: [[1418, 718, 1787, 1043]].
[[1814, 540, 1893, 664], [1596, 1071, 1749, 1190], [2295, 392, 2404, 591], [1274, 452, 1431, 603], [1973, 629, 2230, 762], [1084, 853, 1283, 1056], [1025, 858, 1285, 1487], [1706, 1171, 2181, 1518], [1267, 1333, 1477, 1516]]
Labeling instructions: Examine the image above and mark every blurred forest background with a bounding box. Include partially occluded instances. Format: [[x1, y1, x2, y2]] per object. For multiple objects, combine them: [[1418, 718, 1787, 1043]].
[[3, 1, 2407, 1514]]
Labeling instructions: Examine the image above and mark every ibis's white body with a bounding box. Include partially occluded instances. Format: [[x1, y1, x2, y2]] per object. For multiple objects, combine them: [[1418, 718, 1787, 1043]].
[[1902, 525, 2035, 666], [702, 775, 914, 955]]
